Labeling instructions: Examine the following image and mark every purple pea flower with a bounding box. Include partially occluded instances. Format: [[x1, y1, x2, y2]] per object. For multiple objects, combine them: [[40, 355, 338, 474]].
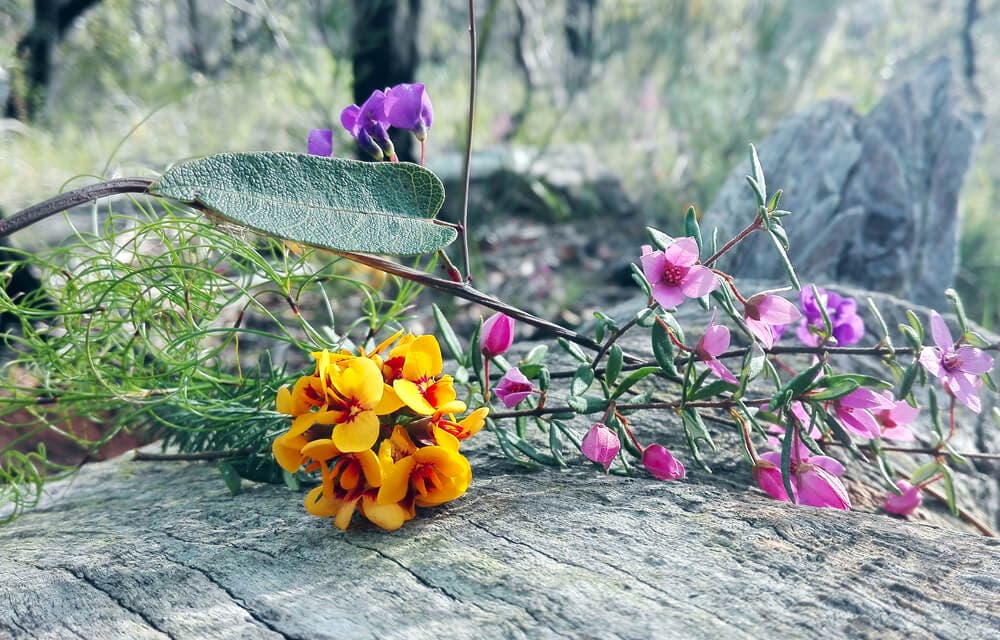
[[831, 388, 895, 440], [384, 83, 433, 140], [307, 129, 333, 157], [494, 367, 534, 408], [796, 287, 865, 347], [581, 423, 620, 470], [753, 447, 851, 510], [642, 444, 686, 480], [884, 480, 922, 516], [639, 238, 718, 309], [872, 391, 918, 442], [481, 313, 515, 358], [341, 89, 395, 160], [743, 290, 802, 349], [918, 311, 994, 413], [765, 402, 822, 450], [695, 311, 737, 384]]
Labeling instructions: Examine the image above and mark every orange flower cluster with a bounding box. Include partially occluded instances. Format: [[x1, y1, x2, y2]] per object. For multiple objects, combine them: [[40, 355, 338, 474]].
[[272, 331, 488, 530]]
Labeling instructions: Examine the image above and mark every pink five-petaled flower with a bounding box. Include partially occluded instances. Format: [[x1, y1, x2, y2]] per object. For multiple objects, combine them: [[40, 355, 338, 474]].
[[884, 480, 922, 516], [307, 129, 333, 157], [918, 311, 994, 413], [480, 313, 515, 357], [872, 391, 919, 442], [581, 423, 620, 471], [639, 238, 718, 309], [494, 367, 533, 408], [695, 311, 738, 384], [832, 388, 896, 440], [743, 290, 802, 350], [753, 449, 851, 510], [642, 444, 686, 480], [384, 83, 434, 140]]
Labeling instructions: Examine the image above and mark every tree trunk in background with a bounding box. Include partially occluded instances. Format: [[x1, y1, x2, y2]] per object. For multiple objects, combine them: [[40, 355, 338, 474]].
[[4, 0, 102, 121], [349, 0, 421, 163]]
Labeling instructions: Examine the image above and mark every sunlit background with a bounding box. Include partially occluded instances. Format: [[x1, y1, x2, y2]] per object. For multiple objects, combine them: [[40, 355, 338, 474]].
[[3, 0, 999, 325]]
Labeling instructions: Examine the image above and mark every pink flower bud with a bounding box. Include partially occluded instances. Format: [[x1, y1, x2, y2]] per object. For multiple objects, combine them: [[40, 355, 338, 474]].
[[884, 480, 922, 516], [581, 424, 620, 470], [494, 367, 533, 408], [642, 444, 686, 480], [480, 313, 515, 357]]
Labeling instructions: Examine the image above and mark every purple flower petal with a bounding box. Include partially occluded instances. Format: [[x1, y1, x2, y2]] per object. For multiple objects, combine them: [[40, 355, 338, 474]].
[[581, 423, 620, 470], [839, 388, 893, 410], [929, 311, 954, 351], [640, 250, 667, 284], [307, 129, 333, 157], [706, 359, 739, 384], [756, 295, 801, 325], [494, 367, 534, 408], [680, 265, 719, 298], [919, 347, 944, 378], [663, 237, 699, 268], [884, 480, 922, 516], [746, 318, 775, 350], [651, 283, 685, 309], [810, 455, 845, 477], [340, 104, 361, 137], [642, 444, 686, 480], [957, 347, 994, 375], [946, 373, 982, 414], [837, 406, 880, 439], [698, 322, 730, 358], [796, 466, 851, 510], [384, 83, 434, 131]]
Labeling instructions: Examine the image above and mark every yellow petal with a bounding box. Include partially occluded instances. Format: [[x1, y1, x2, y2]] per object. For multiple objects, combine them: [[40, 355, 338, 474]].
[[334, 357, 384, 409], [459, 407, 489, 439], [287, 413, 317, 438], [340, 462, 361, 490], [377, 455, 416, 505], [414, 446, 468, 477], [433, 427, 461, 452], [393, 379, 435, 415], [356, 449, 383, 488], [390, 425, 417, 457], [301, 438, 339, 461], [361, 494, 411, 531], [332, 411, 380, 452], [272, 433, 308, 472], [334, 498, 359, 530], [304, 486, 339, 517], [373, 328, 406, 356], [276, 386, 294, 414], [401, 335, 442, 381], [375, 384, 405, 415]]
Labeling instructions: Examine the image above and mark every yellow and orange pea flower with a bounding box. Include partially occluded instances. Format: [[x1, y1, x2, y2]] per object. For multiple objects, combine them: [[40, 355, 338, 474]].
[[272, 333, 486, 531]]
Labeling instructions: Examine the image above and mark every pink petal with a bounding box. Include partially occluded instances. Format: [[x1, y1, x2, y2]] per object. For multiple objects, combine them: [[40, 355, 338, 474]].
[[881, 425, 915, 442], [957, 347, 994, 375], [706, 359, 739, 384], [929, 311, 954, 351], [887, 399, 919, 426], [796, 467, 851, 510], [652, 283, 685, 309], [945, 373, 982, 414], [640, 251, 667, 284], [753, 457, 792, 502], [884, 480, 922, 516], [756, 295, 802, 324], [839, 388, 891, 410], [680, 265, 719, 298], [746, 318, 774, 349], [810, 455, 845, 477], [837, 407, 880, 439], [918, 347, 944, 378], [699, 323, 731, 357], [664, 237, 700, 268]]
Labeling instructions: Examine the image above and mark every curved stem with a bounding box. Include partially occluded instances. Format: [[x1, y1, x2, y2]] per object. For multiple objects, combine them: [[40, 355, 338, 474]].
[[0, 178, 153, 238], [460, 0, 478, 282]]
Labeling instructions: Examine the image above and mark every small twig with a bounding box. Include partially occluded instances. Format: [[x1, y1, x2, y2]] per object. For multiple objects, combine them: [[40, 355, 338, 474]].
[[591, 301, 656, 371], [701, 215, 762, 267], [1, 178, 153, 238], [490, 397, 769, 420], [460, 0, 478, 282]]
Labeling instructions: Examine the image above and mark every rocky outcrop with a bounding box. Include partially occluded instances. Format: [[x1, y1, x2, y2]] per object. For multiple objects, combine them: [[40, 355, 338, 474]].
[[705, 58, 982, 308]]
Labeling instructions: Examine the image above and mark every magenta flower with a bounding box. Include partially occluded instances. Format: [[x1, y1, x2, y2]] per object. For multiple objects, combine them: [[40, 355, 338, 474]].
[[307, 129, 333, 157], [765, 402, 822, 450], [639, 238, 718, 309], [341, 89, 394, 160], [872, 391, 918, 442], [384, 83, 433, 140], [919, 311, 994, 413], [481, 313, 515, 357], [581, 424, 620, 470], [884, 480, 922, 516], [695, 312, 737, 384], [754, 449, 850, 510], [743, 290, 801, 349], [796, 287, 865, 347], [832, 388, 895, 440], [642, 444, 686, 480], [494, 367, 533, 408]]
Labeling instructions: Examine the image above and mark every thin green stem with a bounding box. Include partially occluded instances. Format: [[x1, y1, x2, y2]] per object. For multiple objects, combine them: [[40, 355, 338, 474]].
[[460, 0, 478, 282]]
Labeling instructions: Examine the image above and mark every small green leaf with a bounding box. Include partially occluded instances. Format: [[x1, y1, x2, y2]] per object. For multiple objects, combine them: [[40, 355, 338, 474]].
[[769, 361, 824, 410], [817, 373, 893, 391], [647, 226, 675, 251], [557, 338, 589, 363], [767, 189, 782, 211], [905, 310, 925, 343], [766, 228, 800, 290], [740, 342, 766, 386], [940, 466, 959, 516], [910, 461, 941, 486], [469, 320, 485, 392], [521, 345, 548, 367], [820, 411, 863, 458], [432, 304, 464, 362], [896, 362, 920, 401], [927, 388, 943, 440], [518, 363, 544, 379], [651, 319, 678, 377], [548, 423, 568, 468], [538, 366, 551, 391], [218, 461, 243, 496], [688, 379, 738, 401], [750, 143, 766, 202], [779, 421, 796, 504], [630, 263, 652, 297], [682, 408, 715, 473], [151, 153, 455, 255], [571, 364, 595, 397], [945, 289, 970, 336], [865, 297, 894, 352], [684, 206, 702, 252], [605, 345, 624, 386], [611, 366, 660, 400], [804, 379, 860, 401]]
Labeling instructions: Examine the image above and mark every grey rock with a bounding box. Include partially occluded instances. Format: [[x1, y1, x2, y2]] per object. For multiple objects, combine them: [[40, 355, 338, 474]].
[[706, 58, 982, 307]]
